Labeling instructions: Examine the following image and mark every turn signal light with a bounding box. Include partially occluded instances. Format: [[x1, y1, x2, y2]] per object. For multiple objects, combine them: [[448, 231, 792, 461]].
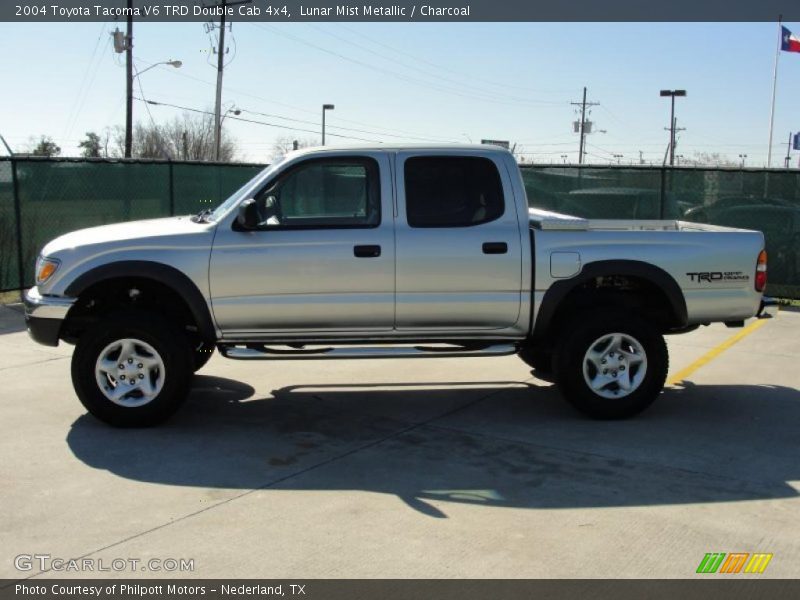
[[35, 257, 60, 285], [755, 250, 767, 292]]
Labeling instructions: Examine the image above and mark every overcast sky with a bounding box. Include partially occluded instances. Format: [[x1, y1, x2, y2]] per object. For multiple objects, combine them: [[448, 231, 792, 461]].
[[2, 21, 799, 165]]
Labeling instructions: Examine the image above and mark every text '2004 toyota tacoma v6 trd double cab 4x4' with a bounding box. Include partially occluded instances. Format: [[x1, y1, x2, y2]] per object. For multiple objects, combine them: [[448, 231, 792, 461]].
[[25, 145, 775, 426]]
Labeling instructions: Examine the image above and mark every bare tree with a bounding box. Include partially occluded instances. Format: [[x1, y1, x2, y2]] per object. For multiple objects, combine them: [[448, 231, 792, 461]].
[[110, 112, 238, 161], [270, 136, 315, 161], [690, 152, 738, 167]]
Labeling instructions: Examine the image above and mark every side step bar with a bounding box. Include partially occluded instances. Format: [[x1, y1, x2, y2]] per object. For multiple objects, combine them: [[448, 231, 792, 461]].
[[218, 343, 518, 360]]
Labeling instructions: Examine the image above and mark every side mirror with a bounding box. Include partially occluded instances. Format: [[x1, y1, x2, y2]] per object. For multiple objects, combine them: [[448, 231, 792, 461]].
[[236, 199, 259, 230]]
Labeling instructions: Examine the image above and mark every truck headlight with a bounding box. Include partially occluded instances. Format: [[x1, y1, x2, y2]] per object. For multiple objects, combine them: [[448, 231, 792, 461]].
[[35, 257, 60, 285]]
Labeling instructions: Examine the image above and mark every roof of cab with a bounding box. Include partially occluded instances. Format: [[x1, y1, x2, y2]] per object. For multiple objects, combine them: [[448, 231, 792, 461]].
[[288, 143, 514, 156]]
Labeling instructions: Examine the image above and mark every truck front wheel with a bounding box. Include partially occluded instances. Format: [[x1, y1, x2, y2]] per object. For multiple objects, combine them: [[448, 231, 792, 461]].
[[554, 309, 668, 419], [71, 311, 193, 427]]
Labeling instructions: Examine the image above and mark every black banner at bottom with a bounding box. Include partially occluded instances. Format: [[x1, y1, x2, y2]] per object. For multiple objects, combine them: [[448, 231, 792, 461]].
[[1, 580, 799, 600]]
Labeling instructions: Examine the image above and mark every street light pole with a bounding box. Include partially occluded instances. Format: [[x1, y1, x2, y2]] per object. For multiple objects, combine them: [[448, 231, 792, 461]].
[[322, 104, 334, 145], [660, 89, 686, 166], [669, 98, 675, 165], [134, 60, 182, 78]]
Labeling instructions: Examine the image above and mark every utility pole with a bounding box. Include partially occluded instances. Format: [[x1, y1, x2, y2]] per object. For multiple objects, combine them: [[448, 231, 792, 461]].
[[639, 150, 644, 165], [785, 132, 792, 168], [212, 1, 227, 162], [663, 118, 686, 166], [571, 87, 599, 165], [124, 0, 133, 158], [211, 0, 251, 161]]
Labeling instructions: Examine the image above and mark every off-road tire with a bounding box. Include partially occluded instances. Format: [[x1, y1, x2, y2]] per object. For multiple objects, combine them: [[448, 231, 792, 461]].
[[71, 310, 193, 427], [554, 308, 668, 419]]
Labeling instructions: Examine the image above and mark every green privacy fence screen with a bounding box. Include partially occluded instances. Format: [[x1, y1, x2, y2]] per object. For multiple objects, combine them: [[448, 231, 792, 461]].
[[1, 157, 799, 298]]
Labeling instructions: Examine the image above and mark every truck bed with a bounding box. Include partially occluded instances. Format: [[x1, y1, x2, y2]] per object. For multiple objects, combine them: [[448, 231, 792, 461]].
[[528, 208, 749, 233]]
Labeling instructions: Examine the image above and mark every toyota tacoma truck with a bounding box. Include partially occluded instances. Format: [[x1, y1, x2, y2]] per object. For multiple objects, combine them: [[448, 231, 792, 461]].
[[24, 145, 775, 426]]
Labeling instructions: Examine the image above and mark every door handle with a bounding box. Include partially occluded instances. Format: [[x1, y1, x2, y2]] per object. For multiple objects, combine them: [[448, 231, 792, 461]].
[[482, 242, 508, 255], [354, 245, 381, 258]]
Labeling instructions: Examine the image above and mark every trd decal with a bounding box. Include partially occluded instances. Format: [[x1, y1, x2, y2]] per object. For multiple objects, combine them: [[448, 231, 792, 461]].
[[687, 271, 750, 283]]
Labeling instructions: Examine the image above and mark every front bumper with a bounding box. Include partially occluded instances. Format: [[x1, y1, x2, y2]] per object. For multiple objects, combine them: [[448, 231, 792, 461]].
[[757, 296, 779, 319], [24, 287, 76, 347]]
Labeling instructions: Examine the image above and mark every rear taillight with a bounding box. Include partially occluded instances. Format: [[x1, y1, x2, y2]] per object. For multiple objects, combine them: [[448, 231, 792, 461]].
[[755, 250, 767, 292]]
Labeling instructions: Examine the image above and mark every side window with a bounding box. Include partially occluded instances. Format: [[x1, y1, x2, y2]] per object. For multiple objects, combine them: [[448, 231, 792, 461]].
[[256, 158, 380, 229], [404, 156, 504, 228]]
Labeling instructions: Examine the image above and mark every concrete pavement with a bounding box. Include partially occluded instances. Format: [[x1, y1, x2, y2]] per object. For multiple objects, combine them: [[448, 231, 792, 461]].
[[1, 304, 798, 579]]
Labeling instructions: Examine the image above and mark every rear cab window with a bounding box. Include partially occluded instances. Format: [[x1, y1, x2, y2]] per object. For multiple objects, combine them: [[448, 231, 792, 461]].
[[404, 156, 505, 227]]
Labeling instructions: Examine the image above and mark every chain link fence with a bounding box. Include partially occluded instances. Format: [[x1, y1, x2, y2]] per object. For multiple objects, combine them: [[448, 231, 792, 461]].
[[1, 157, 799, 298], [520, 165, 800, 298]]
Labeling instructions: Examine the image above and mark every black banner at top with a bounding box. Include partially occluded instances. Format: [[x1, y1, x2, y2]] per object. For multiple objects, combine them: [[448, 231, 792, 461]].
[[3, 0, 800, 22]]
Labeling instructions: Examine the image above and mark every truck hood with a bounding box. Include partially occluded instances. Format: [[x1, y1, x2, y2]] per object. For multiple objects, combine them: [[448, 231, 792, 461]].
[[41, 216, 212, 256]]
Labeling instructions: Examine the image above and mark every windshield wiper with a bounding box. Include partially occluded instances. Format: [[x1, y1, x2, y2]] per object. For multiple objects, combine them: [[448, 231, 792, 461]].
[[191, 208, 213, 223]]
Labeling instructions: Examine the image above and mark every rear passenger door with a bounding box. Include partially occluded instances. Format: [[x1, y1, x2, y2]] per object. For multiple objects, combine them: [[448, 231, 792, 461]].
[[394, 152, 523, 331]]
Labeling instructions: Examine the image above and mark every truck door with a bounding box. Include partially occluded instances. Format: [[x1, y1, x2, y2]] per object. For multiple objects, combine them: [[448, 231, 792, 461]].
[[394, 151, 523, 331], [209, 153, 395, 335]]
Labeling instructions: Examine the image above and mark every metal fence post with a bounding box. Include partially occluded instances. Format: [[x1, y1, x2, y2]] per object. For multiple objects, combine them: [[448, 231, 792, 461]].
[[659, 166, 667, 219], [11, 158, 26, 297], [168, 160, 175, 216]]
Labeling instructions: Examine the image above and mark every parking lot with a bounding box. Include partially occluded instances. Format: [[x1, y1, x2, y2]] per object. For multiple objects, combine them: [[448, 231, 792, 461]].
[[1, 303, 798, 579]]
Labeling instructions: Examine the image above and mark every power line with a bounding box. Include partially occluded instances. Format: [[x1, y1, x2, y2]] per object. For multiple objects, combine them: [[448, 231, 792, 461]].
[[236, 108, 459, 143], [63, 22, 111, 142], [133, 56, 463, 142], [337, 23, 573, 96], [135, 97, 386, 143], [252, 23, 568, 107], [311, 24, 564, 105]]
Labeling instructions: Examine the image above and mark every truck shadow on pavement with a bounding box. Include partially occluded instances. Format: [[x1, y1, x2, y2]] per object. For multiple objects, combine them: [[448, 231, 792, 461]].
[[67, 375, 800, 517]]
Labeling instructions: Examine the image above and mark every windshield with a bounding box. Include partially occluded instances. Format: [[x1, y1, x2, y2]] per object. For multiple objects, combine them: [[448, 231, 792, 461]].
[[208, 156, 290, 222]]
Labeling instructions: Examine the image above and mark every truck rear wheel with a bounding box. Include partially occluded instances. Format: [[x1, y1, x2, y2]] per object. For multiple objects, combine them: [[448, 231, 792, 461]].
[[554, 309, 668, 419], [71, 310, 193, 427]]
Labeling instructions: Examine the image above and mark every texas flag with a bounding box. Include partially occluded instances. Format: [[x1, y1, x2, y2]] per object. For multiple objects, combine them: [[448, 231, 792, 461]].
[[782, 26, 800, 53]]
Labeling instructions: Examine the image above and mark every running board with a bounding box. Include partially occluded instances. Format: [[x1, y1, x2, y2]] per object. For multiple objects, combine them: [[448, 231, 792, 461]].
[[218, 343, 518, 360]]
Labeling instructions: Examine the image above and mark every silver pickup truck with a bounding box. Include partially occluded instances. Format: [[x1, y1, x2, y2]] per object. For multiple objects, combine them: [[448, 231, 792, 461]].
[[24, 145, 774, 426]]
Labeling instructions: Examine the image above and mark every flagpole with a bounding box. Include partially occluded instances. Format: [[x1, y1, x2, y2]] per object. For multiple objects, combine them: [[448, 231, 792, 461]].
[[767, 15, 782, 167]]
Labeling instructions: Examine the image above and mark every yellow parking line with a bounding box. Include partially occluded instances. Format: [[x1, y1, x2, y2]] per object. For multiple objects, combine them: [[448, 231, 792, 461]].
[[667, 315, 775, 386]]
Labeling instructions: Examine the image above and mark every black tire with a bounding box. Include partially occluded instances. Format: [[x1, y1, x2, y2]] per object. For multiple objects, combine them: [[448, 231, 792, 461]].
[[554, 308, 668, 419], [71, 310, 194, 427], [192, 340, 215, 372]]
